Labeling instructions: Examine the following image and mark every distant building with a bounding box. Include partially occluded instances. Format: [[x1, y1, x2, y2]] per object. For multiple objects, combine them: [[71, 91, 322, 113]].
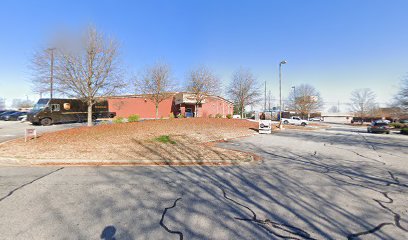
[[106, 92, 233, 119], [321, 112, 354, 123]]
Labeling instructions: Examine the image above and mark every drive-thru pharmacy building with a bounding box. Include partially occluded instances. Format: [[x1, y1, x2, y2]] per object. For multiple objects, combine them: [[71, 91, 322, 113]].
[[107, 92, 233, 119]]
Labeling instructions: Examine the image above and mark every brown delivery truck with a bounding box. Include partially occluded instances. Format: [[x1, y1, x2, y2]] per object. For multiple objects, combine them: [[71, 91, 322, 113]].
[[27, 98, 116, 126]]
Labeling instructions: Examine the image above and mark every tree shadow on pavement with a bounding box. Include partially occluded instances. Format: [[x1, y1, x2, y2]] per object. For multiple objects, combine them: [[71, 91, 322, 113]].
[[30, 130, 408, 239]]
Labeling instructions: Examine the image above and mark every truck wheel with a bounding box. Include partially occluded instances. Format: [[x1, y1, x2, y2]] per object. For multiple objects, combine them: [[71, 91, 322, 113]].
[[283, 120, 289, 124], [40, 118, 52, 126], [301, 122, 307, 126]]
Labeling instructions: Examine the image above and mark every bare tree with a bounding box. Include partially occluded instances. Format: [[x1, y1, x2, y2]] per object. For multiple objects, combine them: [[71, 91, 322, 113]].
[[11, 99, 35, 109], [186, 66, 220, 117], [0, 98, 6, 110], [349, 88, 377, 121], [227, 68, 261, 118], [136, 62, 173, 119], [31, 26, 125, 126], [395, 78, 408, 112], [287, 84, 324, 118], [328, 105, 339, 113], [30, 49, 53, 97]]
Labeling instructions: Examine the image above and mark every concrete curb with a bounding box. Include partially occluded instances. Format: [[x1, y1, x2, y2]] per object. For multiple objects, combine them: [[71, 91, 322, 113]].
[[0, 156, 253, 167]]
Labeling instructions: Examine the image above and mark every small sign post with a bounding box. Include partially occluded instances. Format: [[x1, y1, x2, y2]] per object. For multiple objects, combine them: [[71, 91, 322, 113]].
[[25, 128, 37, 142], [259, 120, 272, 134]]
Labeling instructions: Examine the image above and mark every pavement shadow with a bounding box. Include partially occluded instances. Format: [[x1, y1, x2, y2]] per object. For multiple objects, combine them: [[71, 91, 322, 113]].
[[32, 130, 408, 239]]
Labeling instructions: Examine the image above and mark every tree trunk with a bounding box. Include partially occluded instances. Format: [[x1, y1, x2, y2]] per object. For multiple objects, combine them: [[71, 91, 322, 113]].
[[155, 104, 159, 119], [87, 101, 93, 127], [240, 106, 244, 119], [195, 103, 198, 117]]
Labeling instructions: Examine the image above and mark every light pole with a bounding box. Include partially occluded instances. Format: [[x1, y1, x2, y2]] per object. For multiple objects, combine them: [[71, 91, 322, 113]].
[[279, 60, 287, 129], [47, 47, 56, 99], [292, 86, 296, 113]]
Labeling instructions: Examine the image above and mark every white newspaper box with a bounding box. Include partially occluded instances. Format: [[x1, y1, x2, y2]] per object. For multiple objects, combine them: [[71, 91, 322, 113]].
[[259, 120, 272, 134]]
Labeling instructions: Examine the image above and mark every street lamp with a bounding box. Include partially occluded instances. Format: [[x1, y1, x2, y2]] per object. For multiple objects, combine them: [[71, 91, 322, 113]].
[[279, 60, 287, 129]]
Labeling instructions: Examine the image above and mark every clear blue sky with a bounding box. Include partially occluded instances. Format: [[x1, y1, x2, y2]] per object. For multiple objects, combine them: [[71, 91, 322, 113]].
[[1, 0, 407, 110]]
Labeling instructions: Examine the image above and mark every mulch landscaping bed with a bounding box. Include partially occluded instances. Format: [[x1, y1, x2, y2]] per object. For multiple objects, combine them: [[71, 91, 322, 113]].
[[0, 118, 259, 162]]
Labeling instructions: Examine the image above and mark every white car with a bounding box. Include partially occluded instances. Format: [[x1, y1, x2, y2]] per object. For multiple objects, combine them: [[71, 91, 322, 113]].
[[18, 114, 27, 122], [309, 117, 322, 121], [281, 116, 308, 126]]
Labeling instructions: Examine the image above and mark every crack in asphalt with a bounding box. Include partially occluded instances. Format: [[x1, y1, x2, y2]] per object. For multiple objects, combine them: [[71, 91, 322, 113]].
[[160, 197, 183, 240], [323, 143, 385, 165], [0, 167, 64, 202], [347, 222, 394, 239], [322, 135, 408, 238], [219, 187, 317, 240], [347, 191, 407, 239], [264, 150, 408, 239]]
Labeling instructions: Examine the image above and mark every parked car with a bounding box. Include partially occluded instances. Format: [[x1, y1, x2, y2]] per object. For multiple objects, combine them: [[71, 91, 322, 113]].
[[309, 117, 322, 121], [367, 121, 390, 134], [0, 111, 18, 120], [282, 116, 308, 126], [18, 114, 27, 122], [3, 111, 28, 121], [400, 119, 408, 124]]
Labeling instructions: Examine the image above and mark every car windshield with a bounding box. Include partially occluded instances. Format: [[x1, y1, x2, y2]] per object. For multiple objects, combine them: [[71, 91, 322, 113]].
[[32, 99, 50, 110]]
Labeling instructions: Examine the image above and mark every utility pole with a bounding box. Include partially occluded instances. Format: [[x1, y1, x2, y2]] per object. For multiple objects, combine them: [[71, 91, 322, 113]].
[[264, 81, 267, 112], [279, 60, 287, 129], [292, 86, 296, 113], [47, 48, 56, 99], [268, 90, 271, 111]]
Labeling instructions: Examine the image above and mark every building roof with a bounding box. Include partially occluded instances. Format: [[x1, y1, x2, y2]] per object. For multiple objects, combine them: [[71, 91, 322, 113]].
[[105, 92, 234, 104]]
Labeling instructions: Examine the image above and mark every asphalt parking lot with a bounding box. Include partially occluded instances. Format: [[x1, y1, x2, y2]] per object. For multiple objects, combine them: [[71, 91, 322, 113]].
[[0, 121, 84, 143], [0, 124, 407, 239]]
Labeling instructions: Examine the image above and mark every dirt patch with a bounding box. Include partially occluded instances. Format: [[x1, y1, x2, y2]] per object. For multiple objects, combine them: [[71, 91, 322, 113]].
[[0, 119, 258, 163]]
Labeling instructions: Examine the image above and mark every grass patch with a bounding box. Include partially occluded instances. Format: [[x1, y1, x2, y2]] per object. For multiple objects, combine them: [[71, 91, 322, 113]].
[[128, 114, 140, 122], [154, 135, 176, 144]]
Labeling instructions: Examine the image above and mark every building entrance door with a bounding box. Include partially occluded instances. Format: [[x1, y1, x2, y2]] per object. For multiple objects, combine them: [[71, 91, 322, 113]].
[[185, 107, 194, 117]]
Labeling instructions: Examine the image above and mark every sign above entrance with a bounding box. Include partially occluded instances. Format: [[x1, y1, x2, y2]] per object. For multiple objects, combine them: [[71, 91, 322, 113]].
[[174, 93, 206, 105]]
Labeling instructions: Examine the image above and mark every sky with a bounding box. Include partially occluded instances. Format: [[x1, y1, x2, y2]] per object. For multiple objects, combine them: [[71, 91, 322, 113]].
[[0, 0, 407, 111]]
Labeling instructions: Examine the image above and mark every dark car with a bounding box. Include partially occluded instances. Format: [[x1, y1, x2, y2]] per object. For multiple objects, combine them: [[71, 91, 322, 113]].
[[367, 121, 390, 134], [3, 111, 27, 121], [0, 111, 18, 120]]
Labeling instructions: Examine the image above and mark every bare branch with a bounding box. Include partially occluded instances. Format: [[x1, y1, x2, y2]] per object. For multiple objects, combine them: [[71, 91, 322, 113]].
[[227, 68, 261, 118], [349, 88, 377, 118], [135, 62, 174, 119], [287, 84, 324, 117], [31, 26, 125, 126], [186, 66, 221, 117]]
